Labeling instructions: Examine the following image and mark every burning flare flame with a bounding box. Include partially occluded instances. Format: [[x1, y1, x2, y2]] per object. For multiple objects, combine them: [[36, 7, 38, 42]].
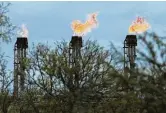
[[129, 16, 150, 34], [71, 12, 98, 36], [18, 24, 28, 37]]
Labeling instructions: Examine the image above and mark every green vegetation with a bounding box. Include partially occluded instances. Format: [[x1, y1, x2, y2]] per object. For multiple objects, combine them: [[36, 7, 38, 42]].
[[0, 2, 166, 113]]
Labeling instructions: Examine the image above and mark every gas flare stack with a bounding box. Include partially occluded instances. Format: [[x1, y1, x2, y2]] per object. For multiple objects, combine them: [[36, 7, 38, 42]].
[[69, 36, 82, 67], [13, 37, 28, 98], [124, 35, 137, 74]]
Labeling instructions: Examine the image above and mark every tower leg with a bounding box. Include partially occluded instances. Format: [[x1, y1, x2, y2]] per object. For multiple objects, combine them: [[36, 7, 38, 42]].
[[14, 71, 18, 98]]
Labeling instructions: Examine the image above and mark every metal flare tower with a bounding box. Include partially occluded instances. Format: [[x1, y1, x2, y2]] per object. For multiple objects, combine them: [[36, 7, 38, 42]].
[[69, 36, 83, 67], [124, 35, 137, 74], [13, 37, 28, 98], [68, 36, 82, 89]]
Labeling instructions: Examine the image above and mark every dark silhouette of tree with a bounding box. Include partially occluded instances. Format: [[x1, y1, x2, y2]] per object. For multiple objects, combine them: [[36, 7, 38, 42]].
[[7, 32, 164, 113]]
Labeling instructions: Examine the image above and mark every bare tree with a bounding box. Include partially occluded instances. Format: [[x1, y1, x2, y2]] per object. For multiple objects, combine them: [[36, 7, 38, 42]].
[[24, 40, 113, 113]]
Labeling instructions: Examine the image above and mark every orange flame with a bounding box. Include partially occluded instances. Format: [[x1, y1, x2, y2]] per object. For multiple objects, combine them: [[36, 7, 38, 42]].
[[129, 16, 150, 34], [71, 12, 98, 36], [18, 24, 28, 37]]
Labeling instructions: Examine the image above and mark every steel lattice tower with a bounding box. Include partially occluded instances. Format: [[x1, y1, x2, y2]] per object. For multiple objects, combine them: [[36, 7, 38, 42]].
[[13, 37, 28, 98], [124, 35, 137, 74], [69, 36, 82, 67], [68, 36, 82, 89]]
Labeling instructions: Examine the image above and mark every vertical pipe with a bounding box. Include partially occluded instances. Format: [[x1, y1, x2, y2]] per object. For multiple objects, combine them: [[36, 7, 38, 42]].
[[124, 40, 126, 71], [20, 48, 24, 92], [14, 45, 18, 98]]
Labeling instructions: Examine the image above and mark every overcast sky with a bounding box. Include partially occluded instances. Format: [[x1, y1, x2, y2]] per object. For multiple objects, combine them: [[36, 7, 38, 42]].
[[1, 1, 166, 71]]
